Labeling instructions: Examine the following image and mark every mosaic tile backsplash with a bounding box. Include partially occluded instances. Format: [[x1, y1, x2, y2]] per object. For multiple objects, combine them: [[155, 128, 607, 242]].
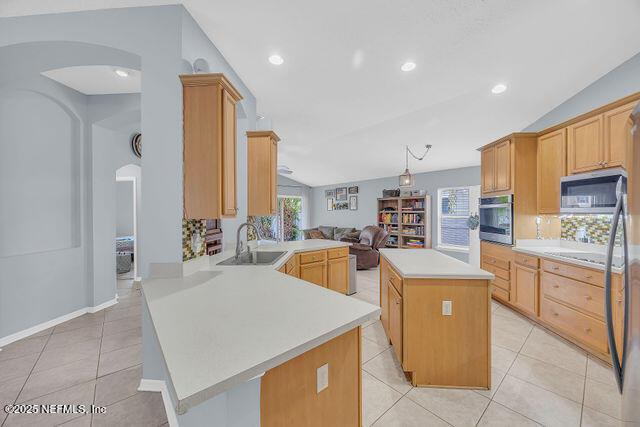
[[561, 215, 621, 245], [182, 219, 207, 261]]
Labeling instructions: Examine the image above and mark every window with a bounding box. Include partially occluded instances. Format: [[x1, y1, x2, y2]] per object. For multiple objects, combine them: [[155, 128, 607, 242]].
[[437, 187, 470, 251]]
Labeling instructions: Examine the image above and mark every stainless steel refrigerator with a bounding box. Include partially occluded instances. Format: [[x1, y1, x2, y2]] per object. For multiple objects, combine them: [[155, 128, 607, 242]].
[[606, 101, 640, 425]]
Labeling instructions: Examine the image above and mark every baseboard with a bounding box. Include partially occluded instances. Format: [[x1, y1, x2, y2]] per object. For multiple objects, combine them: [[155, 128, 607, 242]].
[[0, 296, 118, 348], [139, 379, 178, 427]]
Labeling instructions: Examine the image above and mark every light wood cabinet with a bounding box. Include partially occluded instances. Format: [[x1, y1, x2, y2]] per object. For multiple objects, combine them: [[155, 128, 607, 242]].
[[568, 114, 604, 174], [604, 101, 634, 169], [247, 131, 280, 216], [388, 282, 402, 362], [481, 146, 496, 193], [380, 258, 390, 335], [513, 264, 538, 316], [481, 140, 512, 195], [327, 257, 349, 294], [285, 256, 298, 278], [261, 328, 361, 427], [299, 261, 326, 287], [494, 140, 512, 192], [181, 73, 242, 219], [537, 129, 566, 214]]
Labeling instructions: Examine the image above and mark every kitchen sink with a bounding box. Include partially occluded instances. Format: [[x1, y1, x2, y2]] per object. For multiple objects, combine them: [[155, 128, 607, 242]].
[[217, 251, 287, 266]]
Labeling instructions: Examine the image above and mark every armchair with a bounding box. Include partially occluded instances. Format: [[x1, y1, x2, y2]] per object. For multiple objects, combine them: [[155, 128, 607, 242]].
[[341, 225, 388, 270]]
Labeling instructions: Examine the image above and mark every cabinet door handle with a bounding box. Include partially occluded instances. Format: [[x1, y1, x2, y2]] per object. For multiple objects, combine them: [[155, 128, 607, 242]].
[[585, 295, 592, 301], [395, 300, 400, 305], [584, 275, 593, 279], [553, 284, 560, 289], [552, 266, 560, 271], [552, 312, 559, 316], [585, 327, 592, 333]]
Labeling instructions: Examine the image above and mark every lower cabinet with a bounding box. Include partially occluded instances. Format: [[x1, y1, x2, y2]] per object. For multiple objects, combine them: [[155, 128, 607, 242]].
[[388, 282, 403, 362], [380, 263, 390, 335], [261, 327, 361, 427], [513, 264, 538, 316], [299, 261, 327, 287], [327, 257, 349, 294]]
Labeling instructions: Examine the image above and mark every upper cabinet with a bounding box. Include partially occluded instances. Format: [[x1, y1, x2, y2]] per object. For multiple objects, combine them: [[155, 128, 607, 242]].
[[247, 130, 280, 216], [181, 73, 242, 219], [481, 146, 496, 194], [567, 115, 603, 174], [604, 101, 635, 170], [494, 140, 512, 192], [537, 129, 566, 214], [480, 139, 512, 195], [567, 101, 634, 174]]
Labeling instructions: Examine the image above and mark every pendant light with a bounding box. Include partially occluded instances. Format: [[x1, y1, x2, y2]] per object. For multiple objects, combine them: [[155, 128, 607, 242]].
[[399, 144, 432, 187]]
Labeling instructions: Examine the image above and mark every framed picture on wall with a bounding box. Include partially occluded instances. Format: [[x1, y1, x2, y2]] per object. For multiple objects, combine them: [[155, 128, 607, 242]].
[[327, 198, 334, 211], [349, 195, 358, 210], [335, 201, 349, 210], [348, 186, 358, 194], [336, 187, 347, 201], [325, 189, 335, 198]]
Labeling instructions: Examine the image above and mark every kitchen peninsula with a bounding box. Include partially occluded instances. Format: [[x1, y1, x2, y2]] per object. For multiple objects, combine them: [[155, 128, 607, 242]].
[[141, 239, 379, 426], [379, 249, 495, 389]]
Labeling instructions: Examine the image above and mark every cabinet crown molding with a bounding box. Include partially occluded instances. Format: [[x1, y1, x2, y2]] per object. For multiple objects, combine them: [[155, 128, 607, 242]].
[[476, 132, 537, 151], [179, 73, 243, 102], [246, 130, 281, 142]]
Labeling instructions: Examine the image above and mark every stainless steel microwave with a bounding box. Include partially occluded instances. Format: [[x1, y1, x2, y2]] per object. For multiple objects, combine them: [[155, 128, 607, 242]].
[[560, 168, 627, 214], [479, 194, 513, 245]]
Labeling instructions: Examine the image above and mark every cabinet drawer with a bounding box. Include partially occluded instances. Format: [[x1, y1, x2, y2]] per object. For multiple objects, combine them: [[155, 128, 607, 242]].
[[492, 286, 509, 302], [541, 259, 603, 287], [482, 263, 510, 281], [493, 276, 510, 292], [482, 254, 510, 271], [540, 272, 604, 319], [327, 247, 348, 260], [515, 253, 539, 269], [540, 297, 607, 353], [299, 250, 327, 265], [387, 265, 403, 295]]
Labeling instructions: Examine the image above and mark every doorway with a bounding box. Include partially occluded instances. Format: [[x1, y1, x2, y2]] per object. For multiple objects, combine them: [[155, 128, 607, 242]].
[[115, 164, 140, 280]]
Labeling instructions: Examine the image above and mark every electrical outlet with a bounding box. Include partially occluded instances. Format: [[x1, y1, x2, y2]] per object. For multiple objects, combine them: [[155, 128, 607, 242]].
[[317, 363, 329, 393], [442, 300, 452, 316]]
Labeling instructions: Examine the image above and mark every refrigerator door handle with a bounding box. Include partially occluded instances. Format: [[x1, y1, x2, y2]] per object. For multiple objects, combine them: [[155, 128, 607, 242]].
[[605, 191, 628, 393]]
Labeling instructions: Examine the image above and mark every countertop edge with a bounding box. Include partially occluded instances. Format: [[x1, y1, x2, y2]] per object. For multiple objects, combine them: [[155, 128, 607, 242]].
[[380, 251, 494, 281], [512, 246, 623, 273], [174, 309, 380, 414]]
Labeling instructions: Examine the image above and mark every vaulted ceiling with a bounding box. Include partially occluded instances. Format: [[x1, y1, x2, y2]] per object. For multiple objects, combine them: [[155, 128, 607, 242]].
[[4, 0, 640, 186]]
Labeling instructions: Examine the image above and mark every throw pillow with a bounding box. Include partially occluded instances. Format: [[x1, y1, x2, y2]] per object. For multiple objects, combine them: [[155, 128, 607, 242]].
[[334, 227, 355, 241], [318, 225, 335, 240], [344, 230, 361, 241], [308, 229, 325, 239]]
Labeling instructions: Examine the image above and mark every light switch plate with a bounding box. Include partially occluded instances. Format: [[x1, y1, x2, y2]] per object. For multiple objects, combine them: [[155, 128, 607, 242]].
[[442, 300, 452, 316], [317, 363, 329, 393]]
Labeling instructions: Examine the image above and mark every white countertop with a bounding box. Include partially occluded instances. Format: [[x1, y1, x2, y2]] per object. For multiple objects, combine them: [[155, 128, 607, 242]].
[[379, 248, 495, 280], [513, 239, 623, 273], [142, 239, 379, 414]]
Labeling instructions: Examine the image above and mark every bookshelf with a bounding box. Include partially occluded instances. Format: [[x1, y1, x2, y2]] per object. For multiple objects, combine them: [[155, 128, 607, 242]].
[[377, 195, 431, 249]]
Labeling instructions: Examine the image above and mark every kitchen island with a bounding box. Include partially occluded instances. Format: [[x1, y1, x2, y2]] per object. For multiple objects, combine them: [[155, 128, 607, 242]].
[[379, 249, 494, 389], [141, 240, 379, 426]]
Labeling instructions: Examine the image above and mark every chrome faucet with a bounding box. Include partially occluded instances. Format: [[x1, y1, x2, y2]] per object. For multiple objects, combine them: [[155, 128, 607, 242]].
[[235, 222, 260, 259]]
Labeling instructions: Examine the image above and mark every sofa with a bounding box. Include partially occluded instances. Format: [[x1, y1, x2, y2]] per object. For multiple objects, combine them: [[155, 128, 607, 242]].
[[340, 225, 388, 270], [302, 225, 361, 241]]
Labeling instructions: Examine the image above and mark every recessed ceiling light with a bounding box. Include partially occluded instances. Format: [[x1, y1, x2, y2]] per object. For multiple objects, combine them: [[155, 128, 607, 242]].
[[114, 69, 129, 78], [401, 62, 416, 72], [491, 83, 507, 94], [268, 55, 284, 65]]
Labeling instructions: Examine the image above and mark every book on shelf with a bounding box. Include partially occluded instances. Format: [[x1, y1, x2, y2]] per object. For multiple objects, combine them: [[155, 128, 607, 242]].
[[402, 213, 422, 224]]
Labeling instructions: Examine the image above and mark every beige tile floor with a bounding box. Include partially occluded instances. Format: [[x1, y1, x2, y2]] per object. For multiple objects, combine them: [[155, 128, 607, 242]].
[[353, 267, 623, 427], [1, 269, 623, 426], [0, 279, 167, 427]]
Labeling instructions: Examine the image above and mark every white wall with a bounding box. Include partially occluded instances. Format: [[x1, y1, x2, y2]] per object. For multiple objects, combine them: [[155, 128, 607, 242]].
[[310, 166, 481, 262], [1, 6, 180, 339], [116, 181, 134, 237]]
